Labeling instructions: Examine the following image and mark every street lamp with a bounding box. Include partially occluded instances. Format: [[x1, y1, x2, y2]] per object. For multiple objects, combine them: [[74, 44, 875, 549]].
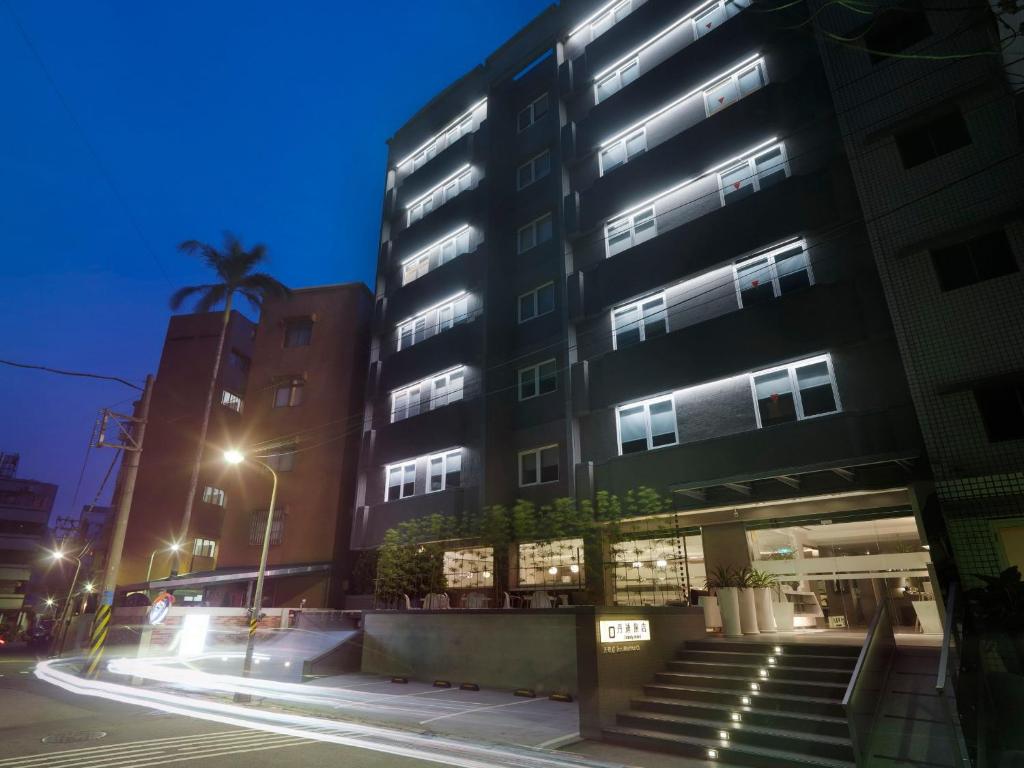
[[224, 448, 278, 701], [48, 546, 88, 657], [146, 541, 183, 585]]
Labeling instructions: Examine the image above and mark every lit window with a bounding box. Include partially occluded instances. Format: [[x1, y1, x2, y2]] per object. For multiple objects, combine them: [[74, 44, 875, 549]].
[[398, 316, 428, 350], [588, 0, 633, 40], [519, 445, 559, 486], [517, 150, 552, 190], [273, 379, 304, 408], [220, 390, 243, 413], [436, 295, 470, 333], [410, 142, 437, 171], [431, 368, 465, 409], [284, 317, 313, 347], [718, 144, 790, 206], [517, 93, 550, 131], [443, 546, 494, 590], [617, 396, 678, 454], [612, 293, 667, 349], [606, 206, 656, 257], [192, 538, 217, 558], [264, 446, 296, 472], [401, 228, 471, 286], [391, 384, 421, 423], [518, 282, 556, 322], [595, 58, 639, 104], [703, 60, 766, 116], [518, 359, 557, 401], [693, 0, 748, 39], [518, 213, 554, 254], [398, 101, 485, 172], [248, 510, 284, 546], [385, 460, 417, 501], [428, 450, 462, 493], [931, 229, 1018, 292], [734, 241, 812, 307], [599, 129, 646, 175], [396, 296, 470, 351], [517, 538, 584, 586], [751, 355, 840, 428], [407, 168, 473, 225], [201, 486, 226, 507]]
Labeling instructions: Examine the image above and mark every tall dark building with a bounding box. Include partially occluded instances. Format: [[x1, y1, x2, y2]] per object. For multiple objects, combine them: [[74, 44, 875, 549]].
[[350, 0, 1011, 618]]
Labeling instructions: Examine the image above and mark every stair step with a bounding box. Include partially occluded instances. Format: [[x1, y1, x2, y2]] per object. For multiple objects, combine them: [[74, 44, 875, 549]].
[[685, 639, 862, 658], [677, 649, 858, 671], [643, 683, 847, 718], [632, 696, 850, 737], [603, 725, 857, 768], [668, 660, 853, 684], [654, 671, 849, 698]]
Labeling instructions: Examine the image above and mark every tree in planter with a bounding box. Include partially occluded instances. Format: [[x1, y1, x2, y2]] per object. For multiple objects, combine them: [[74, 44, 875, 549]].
[[375, 514, 457, 605]]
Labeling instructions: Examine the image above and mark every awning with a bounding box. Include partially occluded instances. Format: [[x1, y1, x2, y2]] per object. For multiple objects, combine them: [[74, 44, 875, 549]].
[[120, 562, 331, 592]]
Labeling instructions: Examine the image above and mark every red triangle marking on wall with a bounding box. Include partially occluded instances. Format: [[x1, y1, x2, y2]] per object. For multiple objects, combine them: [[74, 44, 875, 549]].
[[733, 181, 741, 189], [718, 97, 725, 104]]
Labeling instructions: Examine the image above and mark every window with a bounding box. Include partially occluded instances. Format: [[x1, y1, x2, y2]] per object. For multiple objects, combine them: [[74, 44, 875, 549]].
[[436, 295, 470, 332], [734, 241, 813, 307], [617, 395, 678, 454], [517, 150, 551, 189], [398, 316, 428, 350], [407, 168, 472, 225], [401, 228, 471, 286], [396, 295, 470, 351], [391, 384, 422, 423], [895, 110, 971, 169], [264, 446, 296, 472], [220, 390, 243, 413], [606, 207, 656, 257], [612, 293, 667, 349], [201, 486, 226, 507], [518, 282, 556, 322], [752, 356, 840, 428], [445, 117, 472, 148], [518, 359, 557, 400], [248, 510, 284, 546], [599, 130, 646, 175], [693, 0, 748, 38], [431, 368, 465, 409], [428, 450, 462, 492], [273, 379, 304, 408], [518, 213, 553, 254], [703, 61, 766, 116], [228, 349, 251, 373], [410, 142, 438, 172], [931, 230, 1018, 291], [517, 93, 549, 131], [864, 2, 931, 63], [588, 0, 633, 40], [284, 317, 313, 347], [595, 58, 639, 103], [192, 538, 217, 558], [517, 538, 584, 586], [974, 385, 1024, 442], [519, 445, 559, 486], [443, 546, 494, 589], [385, 460, 417, 501], [718, 144, 790, 205]]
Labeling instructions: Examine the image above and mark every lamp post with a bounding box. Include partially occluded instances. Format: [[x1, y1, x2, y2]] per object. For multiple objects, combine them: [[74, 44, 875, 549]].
[[48, 546, 86, 657], [146, 542, 183, 589], [224, 448, 277, 701]]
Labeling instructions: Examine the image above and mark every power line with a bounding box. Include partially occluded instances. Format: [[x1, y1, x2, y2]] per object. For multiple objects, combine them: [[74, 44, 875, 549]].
[[0, 358, 144, 390]]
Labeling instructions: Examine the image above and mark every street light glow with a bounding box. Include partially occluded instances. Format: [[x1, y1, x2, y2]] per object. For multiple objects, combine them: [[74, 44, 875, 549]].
[[224, 449, 245, 465], [83, 582, 95, 593], [169, 542, 182, 553], [50, 549, 65, 561], [44, 597, 55, 607]]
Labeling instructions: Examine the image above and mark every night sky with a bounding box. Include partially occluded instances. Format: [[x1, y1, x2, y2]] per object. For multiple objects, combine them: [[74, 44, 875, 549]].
[[0, 0, 551, 522]]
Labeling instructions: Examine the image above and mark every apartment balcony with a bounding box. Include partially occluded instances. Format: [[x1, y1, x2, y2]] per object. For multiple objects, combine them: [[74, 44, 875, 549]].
[[385, 242, 486, 324], [371, 399, 476, 467], [391, 176, 487, 246], [379, 318, 483, 391], [393, 124, 483, 197]]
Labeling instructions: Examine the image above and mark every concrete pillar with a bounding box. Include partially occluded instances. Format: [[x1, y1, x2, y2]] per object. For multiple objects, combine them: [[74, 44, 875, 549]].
[[702, 522, 752, 579]]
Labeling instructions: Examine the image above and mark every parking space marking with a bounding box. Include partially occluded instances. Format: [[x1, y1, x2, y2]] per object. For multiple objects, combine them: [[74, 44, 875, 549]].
[[418, 696, 546, 725], [535, 732, 582, 749]]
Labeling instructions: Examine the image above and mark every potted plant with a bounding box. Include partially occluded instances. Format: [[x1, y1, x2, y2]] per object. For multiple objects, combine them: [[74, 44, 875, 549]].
[[706, 566, 742, 638], [737, 568, 760, 635], [749, 569, 778, 632]]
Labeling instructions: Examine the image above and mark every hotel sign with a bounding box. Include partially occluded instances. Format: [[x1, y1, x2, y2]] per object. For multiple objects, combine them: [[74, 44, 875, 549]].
[[599, 619, 651, 643]]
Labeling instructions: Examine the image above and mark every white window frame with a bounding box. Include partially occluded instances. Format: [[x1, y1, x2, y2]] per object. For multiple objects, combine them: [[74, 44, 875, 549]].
[[749, 354, 841, 428], [599, 128, 647, 176], [273, 379, 304, 408], [395, 294, 470, 351], [595, 57, 639, 104], [395, 98, 487, 171], [517, 213, 553, 254], [390, 384, 421, 423], [430, 368, 465, 410], [401, 227, 471, 287], [396, 316, 427, 351], [518, 282, 556, 323], [702, 60, 767, 117], [202, 486, 227, 507], [717, 143, 790, 206], [220, 390, 243, 413], [518, 359, 558, 401], [192, 538, 217, 558], [517, 93, 549, 132], [385, 460, 417, 502], [406, 166, 473, 226], [611, 292, 668, 349], [517, 150, 552, 190], [733, 240, 813, 308], [586, 0, 633, 41], [518, 444, 559, 487], [693, 0, 748, 39], [615, 395, 679, 455], [427, 449, 462, 494], [605, 206, 657, 258]]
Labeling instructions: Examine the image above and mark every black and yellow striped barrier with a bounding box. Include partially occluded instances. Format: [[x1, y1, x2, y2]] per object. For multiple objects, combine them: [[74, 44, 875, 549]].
[[83, 603, 111, 678]]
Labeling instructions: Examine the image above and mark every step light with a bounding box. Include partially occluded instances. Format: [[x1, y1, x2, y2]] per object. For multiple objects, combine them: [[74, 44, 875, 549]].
[[774, 646, 782, 654], [740, 696, 751, 705], [707, 748, 718, 759], [767, 656, 776, 665], [731, 712, 741, 722], [749, 682, 760, 692], [719, 730, 729, 740], [759, 668, 768, 678]]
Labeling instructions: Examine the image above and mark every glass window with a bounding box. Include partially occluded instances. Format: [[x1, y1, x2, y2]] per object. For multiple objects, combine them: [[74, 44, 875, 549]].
[[284, 317, 313, 347], [519, 445, 558, 486], [606, 206, 657, 257], [386, 461, 417, 501], [931, 229, 1017, 291], [273, 379, 304, 408], [517, 538, 584, 587], [432, 368, 465, 409], [220, 390, 243, 413], [391, 385, 420, 423], [704, 61, 766, 116], [264, 446, 296, 472], [518, 214, 553, 254], [752, 356, 839, 427], [428, 450, 462, 493], [202, 486, 226, 507], [517, 93, 549, 131], [694, 0, 748, 38], [974, 385, 1024, 442], [797, 361, 837, 417], [599, 129, 646, 175], [753, 368, 795, 426], [719, 144, 790, 206], [518, 360, 557, 400], [596, 58, 639, 104], [589, 0, 632, 40], [249, 510, 284, 546], [612, 293, 667, 349], [443, 546, 494, 590], [518, 282, 556, 323], [616, 396, 678, 454], [403, 255, 430, 286], [192, 538, 217, 558], [517, 150, 551, 190], [734, 241, 812, 307]]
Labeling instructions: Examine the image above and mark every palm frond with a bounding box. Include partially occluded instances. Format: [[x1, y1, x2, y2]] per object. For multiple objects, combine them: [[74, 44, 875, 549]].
[[178, 239, 224, 275], [194, 283, 229, 313], [169, 284, 210, 311], [236, 288, 263, 312], [241, 272, 291, 298]]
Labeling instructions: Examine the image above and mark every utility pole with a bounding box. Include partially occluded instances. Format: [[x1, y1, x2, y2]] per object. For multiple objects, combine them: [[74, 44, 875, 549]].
[[84, 374, 154, 677]]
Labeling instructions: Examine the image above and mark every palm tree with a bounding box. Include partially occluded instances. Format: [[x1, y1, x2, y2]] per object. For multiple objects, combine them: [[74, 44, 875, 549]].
[[169, 232, 289, 570]]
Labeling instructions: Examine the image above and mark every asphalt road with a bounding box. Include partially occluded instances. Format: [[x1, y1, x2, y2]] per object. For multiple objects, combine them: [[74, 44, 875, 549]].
[[0, 645, 439, 768]]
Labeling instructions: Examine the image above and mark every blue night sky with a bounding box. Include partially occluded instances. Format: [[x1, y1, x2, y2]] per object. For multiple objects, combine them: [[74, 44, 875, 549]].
[[0, 0, 551, 521]]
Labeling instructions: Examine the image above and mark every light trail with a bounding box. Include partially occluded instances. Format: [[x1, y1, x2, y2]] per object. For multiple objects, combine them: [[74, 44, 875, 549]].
[[35, 659, 621, 768]]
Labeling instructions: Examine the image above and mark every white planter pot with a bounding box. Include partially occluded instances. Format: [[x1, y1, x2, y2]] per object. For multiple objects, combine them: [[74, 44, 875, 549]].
[[754, 588, 777, 632], [739, 588, 760, 635], [717, 588, 742, 638], [699, 596, 722, 630], [772, 600, 795, 631]]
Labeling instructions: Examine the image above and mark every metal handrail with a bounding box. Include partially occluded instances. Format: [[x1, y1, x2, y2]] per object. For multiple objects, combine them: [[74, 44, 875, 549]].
[[843, 599, 886, 708], [937, 582, 957, 692]]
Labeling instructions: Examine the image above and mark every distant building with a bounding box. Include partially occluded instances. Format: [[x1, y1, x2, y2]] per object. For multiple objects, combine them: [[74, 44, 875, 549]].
[[0, 465, 56, 628], [0, 452, 18, 480]]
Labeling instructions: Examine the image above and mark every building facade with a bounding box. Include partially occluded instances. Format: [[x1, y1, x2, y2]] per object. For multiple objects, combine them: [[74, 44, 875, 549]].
[[354, 0, 945, 621], [0, 459, 56, 628]]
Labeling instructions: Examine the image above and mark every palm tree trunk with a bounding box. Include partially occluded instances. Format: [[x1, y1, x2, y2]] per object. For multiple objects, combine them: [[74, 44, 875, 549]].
[[175, 292, 234, 574]]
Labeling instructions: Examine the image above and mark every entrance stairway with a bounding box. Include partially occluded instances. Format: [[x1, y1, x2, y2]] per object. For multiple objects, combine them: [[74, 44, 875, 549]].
[[603, 639, 862, 767]]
